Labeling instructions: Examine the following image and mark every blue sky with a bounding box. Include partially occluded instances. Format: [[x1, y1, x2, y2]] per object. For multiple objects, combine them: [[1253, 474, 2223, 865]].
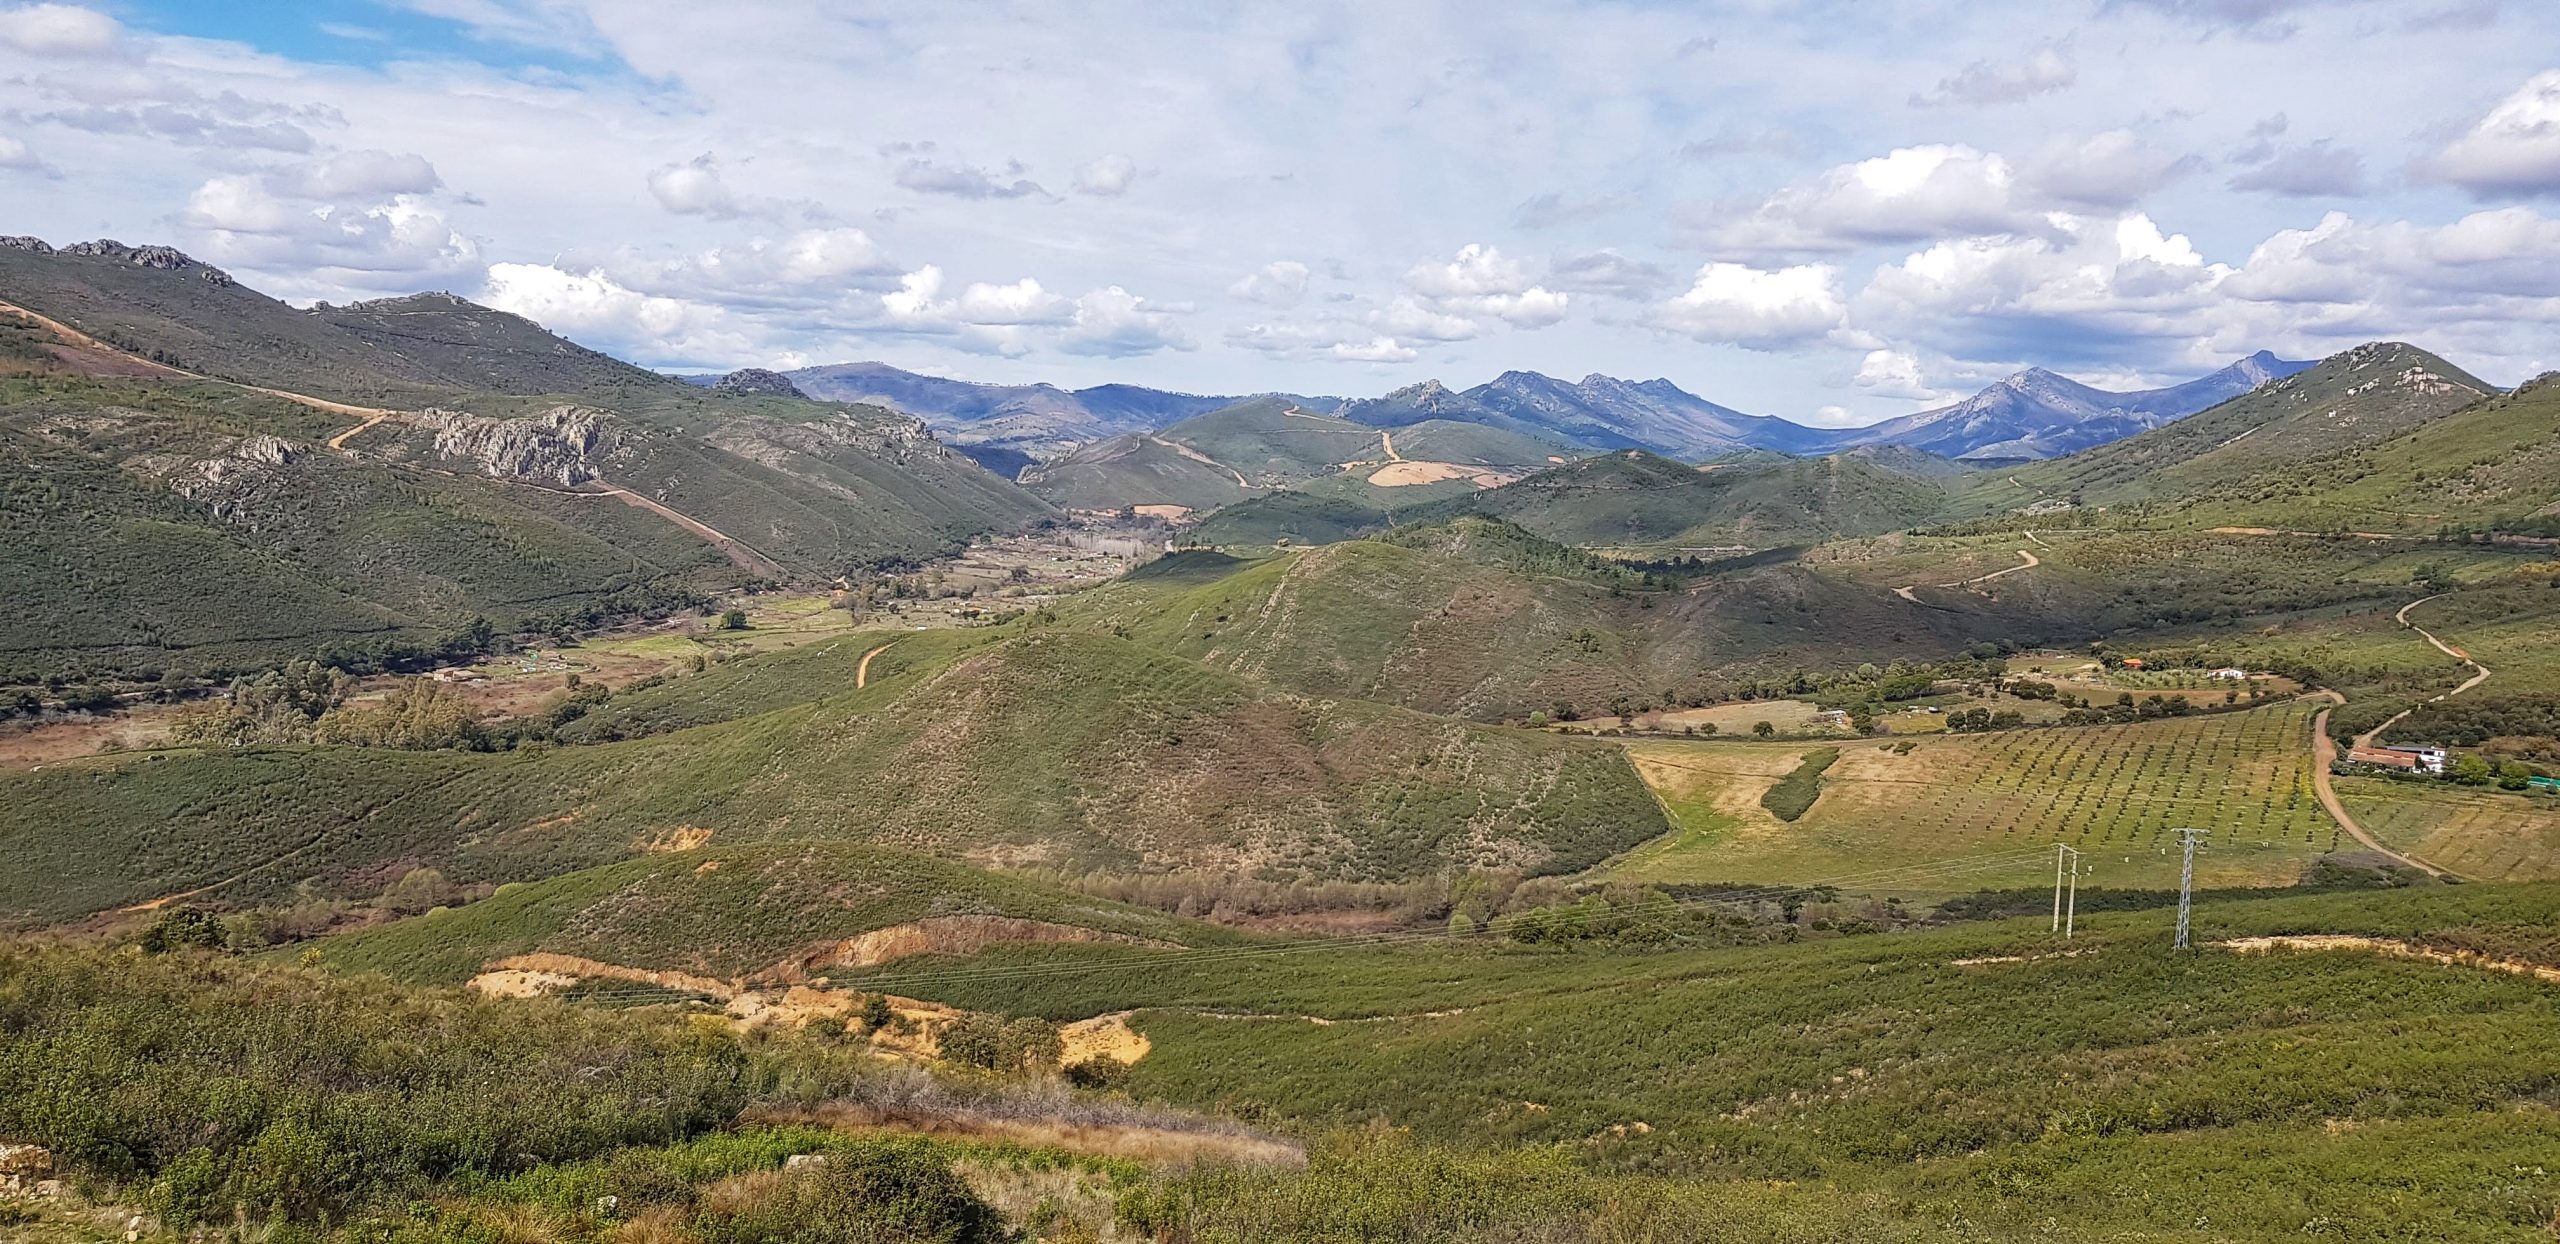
[[5, 0, 2559, 422]]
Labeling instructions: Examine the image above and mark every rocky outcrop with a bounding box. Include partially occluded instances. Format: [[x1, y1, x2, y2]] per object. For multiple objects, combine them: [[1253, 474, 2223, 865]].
[[714, 368, 808, 399], [0, 236, 52, 254], [430, 404, 610, 486], [58, 239, 235, 285], [709, 409, 951, 482]]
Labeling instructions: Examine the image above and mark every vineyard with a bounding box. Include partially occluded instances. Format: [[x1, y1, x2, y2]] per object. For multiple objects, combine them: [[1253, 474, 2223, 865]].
[[1613, 701, 2336, 892], [2333, 776, 2560, 882]]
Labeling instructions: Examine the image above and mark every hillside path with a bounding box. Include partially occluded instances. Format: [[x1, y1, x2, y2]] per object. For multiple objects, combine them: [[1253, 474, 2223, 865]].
[[1149, 435, 1252, 489], [2307, 693, 2453, 879], [856, 641, 892, 689], [1379, 429, 1403, 461], [505, 479, 786, 579], [1892, 548, 2039, 603], [2346, 594, 2493, 750], [0, 298, 785, 577]]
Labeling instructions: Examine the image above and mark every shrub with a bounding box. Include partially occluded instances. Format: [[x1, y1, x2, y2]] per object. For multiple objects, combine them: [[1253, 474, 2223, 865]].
[[687, 1139, 1005, 1244], [936, 1013, 1063, 1073], [1760, 748, 1840, 823]]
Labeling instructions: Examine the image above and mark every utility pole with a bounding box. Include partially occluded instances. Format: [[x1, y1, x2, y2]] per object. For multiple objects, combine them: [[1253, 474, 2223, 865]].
[[2172, 828, 2209, 950], [2051, 844, 2083, 937]]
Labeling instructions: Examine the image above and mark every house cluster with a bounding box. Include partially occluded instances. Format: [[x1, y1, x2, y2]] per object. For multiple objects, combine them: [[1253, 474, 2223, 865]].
[[2345, 744, 2449, 774]]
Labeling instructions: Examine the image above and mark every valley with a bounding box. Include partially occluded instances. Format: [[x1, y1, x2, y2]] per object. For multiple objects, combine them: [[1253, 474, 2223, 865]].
[[8, 237, 2560, 1244]]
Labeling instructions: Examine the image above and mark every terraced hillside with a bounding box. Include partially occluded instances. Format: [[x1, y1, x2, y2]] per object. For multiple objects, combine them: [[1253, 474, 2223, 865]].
[[0, 629, 1666, 921]]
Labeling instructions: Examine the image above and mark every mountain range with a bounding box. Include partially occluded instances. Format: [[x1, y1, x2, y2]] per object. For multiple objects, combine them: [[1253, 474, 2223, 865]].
[[740, 352, 2317, 472]]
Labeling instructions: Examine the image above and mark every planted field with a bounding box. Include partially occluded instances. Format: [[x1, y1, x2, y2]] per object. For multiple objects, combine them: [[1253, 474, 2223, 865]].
[[1611, 701, 2336, 892], [2333, 777, 2560, 882]]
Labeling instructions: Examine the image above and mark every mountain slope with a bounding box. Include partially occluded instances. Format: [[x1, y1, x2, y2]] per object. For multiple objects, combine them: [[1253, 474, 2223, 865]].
[[1413, 447, 1965, 550], [1983, 342, 2504, 527], [0, 240, 1054, 681], [1829, 351, 2315, 461]]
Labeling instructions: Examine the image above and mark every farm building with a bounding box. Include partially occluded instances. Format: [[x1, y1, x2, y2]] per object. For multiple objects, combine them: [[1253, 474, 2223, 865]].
[[2210, 667, 2248, 680], [2346, 745, 2448, 774]]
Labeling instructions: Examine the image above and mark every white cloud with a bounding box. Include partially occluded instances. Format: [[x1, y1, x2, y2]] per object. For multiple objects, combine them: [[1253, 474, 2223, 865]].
[[1230, 260, 1310, 306], [1911, 45, 2075, 108], [481, 261, 754, 365], [0, 3, 121, 56], [1330, 336, 1416, 363], [1853, 213, 2229, 361], [1654, 261, 1846, 348], [177, 174, 478, 288], [2428, 70, 2560, 198], [1396, 244, 1569, 332], [1852, 348, 1945, 400], [1704, 144, 2029, 253], [1407, 243, 1532, 298], [1060, 286, 1192, 356], [647, 153, 744, 218], [1369, 295, 1483, 342], [1073, 153, 1137, 196]]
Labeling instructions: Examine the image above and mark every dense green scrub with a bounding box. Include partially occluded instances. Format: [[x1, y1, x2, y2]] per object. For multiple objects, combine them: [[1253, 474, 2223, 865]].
[[1759, 745, 1839, 821]]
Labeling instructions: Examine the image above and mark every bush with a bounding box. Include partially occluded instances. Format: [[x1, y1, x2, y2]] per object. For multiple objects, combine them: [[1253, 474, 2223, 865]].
[[936, 1013, 1062, 1073], [687, 1139, 1005, 1244], [1760, 748, 1839, 823]]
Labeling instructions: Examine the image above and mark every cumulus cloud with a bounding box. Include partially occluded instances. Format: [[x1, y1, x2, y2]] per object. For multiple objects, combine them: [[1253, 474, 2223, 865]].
[[1072, 153, 1137, 196], [1059, 286, 1192, 356], [620, 227, 899, 302], [177, 174, 477, 288], [0, 3, 122, 56], [1852, 348, 1947, 400], [481, 263, 747, 363], [886, 143, 1048, 200], [1399, 244, 1569, 331], [1229, 260, 1310, 306], [1654, 261, 1847, 348], [1703, 144, 2030, 253], [648, 153, 745, 218], [2427, 70, 2560, 198], [1910, 44, 2076, 108], [1853, 213, 2228, 364], [2227, 139, 2367, 197]]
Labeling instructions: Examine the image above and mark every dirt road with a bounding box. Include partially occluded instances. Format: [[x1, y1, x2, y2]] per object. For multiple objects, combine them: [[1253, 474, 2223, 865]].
[[1893, 548, 2040, 603], [1379, 430, 1402, 461], [856, 642, 892, 689], [1149, 436, 1252, 489], [2307, 692, 2454, 880]]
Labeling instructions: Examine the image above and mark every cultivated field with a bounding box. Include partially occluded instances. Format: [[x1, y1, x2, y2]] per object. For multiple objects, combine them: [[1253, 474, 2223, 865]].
[[1610, 701, 2336, 892], [2333, 776, 2560, 882]]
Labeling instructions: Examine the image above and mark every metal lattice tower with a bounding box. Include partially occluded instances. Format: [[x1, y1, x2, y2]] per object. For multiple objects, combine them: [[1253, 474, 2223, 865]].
[[2172, 828, 2209, 949]]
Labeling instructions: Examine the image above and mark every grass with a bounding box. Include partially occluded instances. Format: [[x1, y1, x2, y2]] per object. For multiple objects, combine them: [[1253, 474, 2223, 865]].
[[316, 841, 1237, 985], [0, 630, 1669, 922], [2334, 777, 2560, 881], [828, 881, 2560, 1242], [1610, 701, 2337, 892]]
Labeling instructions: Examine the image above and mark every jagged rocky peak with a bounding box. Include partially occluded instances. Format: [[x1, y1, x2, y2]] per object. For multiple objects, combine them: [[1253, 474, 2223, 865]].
[[55, 239, 234, 285], [714, 368, 808, 399], [0, 236, 53, 254]]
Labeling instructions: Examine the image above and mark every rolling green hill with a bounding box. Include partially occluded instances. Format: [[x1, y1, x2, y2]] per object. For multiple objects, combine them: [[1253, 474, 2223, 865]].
[[0, 243, 1054, 684], [0, 628, 1666, 921], [317, 840, 1232, 986]]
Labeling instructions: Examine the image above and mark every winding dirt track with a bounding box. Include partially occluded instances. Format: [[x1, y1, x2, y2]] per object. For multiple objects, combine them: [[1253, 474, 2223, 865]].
[[1892, 547, 2039, 603], [856, 642, 892, 689], [2305, 591, 2493, 880]]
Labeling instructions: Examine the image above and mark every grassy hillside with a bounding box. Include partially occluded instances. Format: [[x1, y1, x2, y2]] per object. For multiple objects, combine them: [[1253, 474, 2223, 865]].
[[1019, 432, 1257, 511], [1062, 521, 2032, 719], [1983, 342, 2519, 532], [318, 840, 1231, 985], [0, 630, 1666, 920], [0, 253, 1054, 683], [859, 881, 2560, 1242], [1409, 447, 1961, 550]]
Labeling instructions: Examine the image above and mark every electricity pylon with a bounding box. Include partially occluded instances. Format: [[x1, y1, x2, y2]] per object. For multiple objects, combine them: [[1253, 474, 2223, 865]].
[[2051, 844, 2083, 938], [2172, 828, 2209, 950]]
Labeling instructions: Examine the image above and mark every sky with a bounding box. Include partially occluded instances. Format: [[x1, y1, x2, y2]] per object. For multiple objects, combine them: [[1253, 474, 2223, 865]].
[[4, 1, 2559, 425]]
